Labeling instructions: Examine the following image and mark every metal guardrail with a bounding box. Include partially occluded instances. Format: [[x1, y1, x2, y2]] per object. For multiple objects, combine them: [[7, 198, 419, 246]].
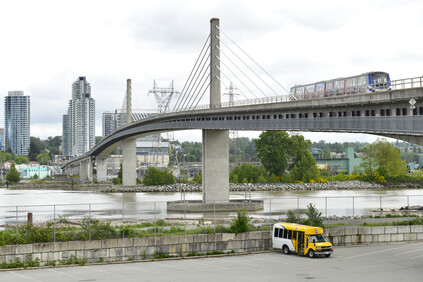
[[177, 76, 423, 112]]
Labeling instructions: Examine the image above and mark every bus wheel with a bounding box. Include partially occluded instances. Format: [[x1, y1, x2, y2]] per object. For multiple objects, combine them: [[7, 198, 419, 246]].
[[325, 254, 331, 257], [308, 250, 315, 258], [282, 245, 290, 255]]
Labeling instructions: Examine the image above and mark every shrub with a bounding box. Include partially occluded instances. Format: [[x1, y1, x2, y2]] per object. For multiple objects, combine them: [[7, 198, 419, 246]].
[[6, 161, 20, 183], [302, 203, 323, 227], [229, 210, 250, 234], [286, 210, 299, 223]]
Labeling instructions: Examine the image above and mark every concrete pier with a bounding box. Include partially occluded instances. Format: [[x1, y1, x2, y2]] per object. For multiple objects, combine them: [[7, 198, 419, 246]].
[[122, 138, 136, 186]]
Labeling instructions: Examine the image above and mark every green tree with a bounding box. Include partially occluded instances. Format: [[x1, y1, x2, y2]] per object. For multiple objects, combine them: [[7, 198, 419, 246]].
[[303, 203, 323, 227], [361, 139, 407, 177], [6, 161, 20, 183], [192, 171, 202, 184], [37, 153, 51, 165], [28, 137, 42, 161], [288, 135, 319, 182], [14, 156, 29, 164], [143, 167, 176, 186], [254, 131, 291, 176], [229, 163, 267, 183]]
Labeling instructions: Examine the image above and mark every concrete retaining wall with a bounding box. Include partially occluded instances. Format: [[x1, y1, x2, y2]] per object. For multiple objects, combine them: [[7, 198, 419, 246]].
[[326, 225, 423, 245], [1, 226, 422, 266], [0, 231, 271, 265]]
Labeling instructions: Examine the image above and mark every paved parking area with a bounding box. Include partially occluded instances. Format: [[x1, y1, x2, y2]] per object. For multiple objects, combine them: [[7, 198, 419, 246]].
[[1, 242, 422, 282]]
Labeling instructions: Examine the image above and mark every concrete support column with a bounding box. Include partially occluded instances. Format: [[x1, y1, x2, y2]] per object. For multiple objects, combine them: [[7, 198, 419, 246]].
[[96, 158, 107, 182], [79, 161, 87, 182], [86, 160, 93, 182], [122, 138, 136, 186], [202, 129, 229, 203]]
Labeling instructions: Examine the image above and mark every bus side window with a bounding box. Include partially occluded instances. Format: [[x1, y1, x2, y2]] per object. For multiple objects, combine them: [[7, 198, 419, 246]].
[[274, 228, 278, 237], [279, 229, 283, 238], [288, 230, 292, 239], [283, 229, 288, 239]]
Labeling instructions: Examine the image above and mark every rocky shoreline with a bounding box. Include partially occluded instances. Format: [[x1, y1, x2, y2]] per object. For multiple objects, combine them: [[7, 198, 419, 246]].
[[101, 181, 387, 193]]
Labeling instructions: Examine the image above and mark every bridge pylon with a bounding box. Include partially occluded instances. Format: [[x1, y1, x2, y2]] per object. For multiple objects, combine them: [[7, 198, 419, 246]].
[[202, 18, 230, 203]]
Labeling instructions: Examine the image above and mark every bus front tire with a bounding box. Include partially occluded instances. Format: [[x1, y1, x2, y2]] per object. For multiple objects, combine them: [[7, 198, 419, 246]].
[[308, 250, 315, 258], [282, 245, 290, 255], [325, 254, 331, 257]]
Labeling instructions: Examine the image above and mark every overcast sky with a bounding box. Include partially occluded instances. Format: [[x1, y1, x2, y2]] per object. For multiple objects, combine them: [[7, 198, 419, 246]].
[[1, 0, 422, 143]]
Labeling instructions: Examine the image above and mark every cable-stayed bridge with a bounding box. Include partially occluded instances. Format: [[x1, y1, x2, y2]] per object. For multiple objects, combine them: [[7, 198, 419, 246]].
[[63, 18, 423, 205]]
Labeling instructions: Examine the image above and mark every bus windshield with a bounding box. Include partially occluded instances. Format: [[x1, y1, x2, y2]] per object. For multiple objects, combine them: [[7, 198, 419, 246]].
[[309, 234, 327, 243]]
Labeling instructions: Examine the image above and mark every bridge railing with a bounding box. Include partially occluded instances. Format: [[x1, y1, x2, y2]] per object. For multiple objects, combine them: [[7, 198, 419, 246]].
[[176, 76, 423, 112]]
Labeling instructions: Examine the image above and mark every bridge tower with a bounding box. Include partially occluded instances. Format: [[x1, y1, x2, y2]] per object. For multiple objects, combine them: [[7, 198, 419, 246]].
[[122, 79, 137, 186], [202, 18, 230, 203]]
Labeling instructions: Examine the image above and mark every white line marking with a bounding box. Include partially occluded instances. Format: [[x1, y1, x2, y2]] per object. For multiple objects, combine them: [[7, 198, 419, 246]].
[[122, 264, 160, 275], [343, 245, 406, 259], [84, 265, 118, 275], [11, 271, 43, 282], [217, 257, 259, 267], [156, 261, 194, 272], [394, 248, 423, 256], [47, 268, 82, 279], [409, 254, 423, 259], [185, 259, 230, 270]]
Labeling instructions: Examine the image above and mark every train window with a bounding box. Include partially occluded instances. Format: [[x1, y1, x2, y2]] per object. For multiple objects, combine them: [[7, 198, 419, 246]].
[[344, 79, 351, 94], [413, 108, 417, 115], [365, 110, 370, 117], [247, 116, 250, 120], [286, 114, 289, 119], [334, 80, 344, 95], [252, 116, 255, 120], [256, 116, 260, 120], [262, 115, 266, 119], [273, 115, 277, 119], [380, 109, 385, 116], [357, 111, 361, 117], [343, 112, 347, 117], [352, 111, 356, 117], [304, 113, 308, 118], [402, 108, 407, 115], [325, 81, 335, 97], [386, 109, 391, 116], [330, 112, 334, 117], [291, 114, 296, 118], [315, 83, 325, 98], [396, 108, 401, 116], [299, 113, 303, 118], [371, 110, 375, 116], [320, 112, 324, 117], [295, 87, 305, 100], [420, 107, 423, 115], [313, 113, 317, 118], [278, 114, 283, 119], [338, 112, 342, 117], [304, 85, 313, 99], [267, 115, 270, 119]]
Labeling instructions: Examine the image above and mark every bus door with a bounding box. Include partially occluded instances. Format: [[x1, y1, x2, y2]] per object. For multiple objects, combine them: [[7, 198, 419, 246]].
[[298, 232, 305, 255]]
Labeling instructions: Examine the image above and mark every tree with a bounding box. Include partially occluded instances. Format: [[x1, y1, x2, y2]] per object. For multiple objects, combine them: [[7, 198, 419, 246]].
[[37, 153, 51, 165], [254, 131, 318, 182], [303, 203, 323, 227], [143, 167, 176, 186], [360, 139, 407, 177], [14, 156, 29, 164], [254, 131, 291, 176], [6, 161, 20, 183], [229, 163, 268, 183], [28, 137, 42, 161]]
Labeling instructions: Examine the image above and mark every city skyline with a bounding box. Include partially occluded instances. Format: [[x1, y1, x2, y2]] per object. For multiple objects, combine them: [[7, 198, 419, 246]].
[[1, 1, 422, 144]]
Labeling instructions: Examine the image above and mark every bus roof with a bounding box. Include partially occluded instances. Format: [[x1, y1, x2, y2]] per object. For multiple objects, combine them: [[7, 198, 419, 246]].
[[274, 222, 324, 234]]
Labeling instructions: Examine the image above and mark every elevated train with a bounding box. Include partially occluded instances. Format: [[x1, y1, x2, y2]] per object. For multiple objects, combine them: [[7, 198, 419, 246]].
[[290, 71, 391, 100]]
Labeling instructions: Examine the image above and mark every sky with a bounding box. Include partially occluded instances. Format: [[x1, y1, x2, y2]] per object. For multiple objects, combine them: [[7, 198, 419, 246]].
[[1, 0, 422, 144]]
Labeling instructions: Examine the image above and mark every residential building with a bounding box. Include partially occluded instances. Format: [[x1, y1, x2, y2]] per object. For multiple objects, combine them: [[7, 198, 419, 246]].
[[102, 112, 116, 137], [0, 127, 4, 151], [4, 91, 30, 156], [62, 77, 95, 157]]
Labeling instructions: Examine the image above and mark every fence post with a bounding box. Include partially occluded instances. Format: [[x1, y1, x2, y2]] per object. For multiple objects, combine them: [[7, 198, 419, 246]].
[[122, 202, 125, 239], [53, 205, 56, 242], [89, 203, 91, 240], [15, 206, 18, 239], [214, 201, 216, 233], [184, 199, 187, 236], [268, 198, 272, 230], [154, 202, 156, 239], [352, 196, 355, 218], [325, 197, 328, 230], [297, 197, 300, 224], [380, 196, 382, 223]]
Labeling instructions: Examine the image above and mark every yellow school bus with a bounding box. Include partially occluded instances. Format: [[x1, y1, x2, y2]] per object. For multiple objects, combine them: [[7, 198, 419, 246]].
[[272, 222, 333, 258]]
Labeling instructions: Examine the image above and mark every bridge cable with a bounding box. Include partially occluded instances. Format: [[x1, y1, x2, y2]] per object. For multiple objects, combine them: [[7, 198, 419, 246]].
[[173, 35, 210, 111], [174, 44, 210, 112], [218, 39, 279, 97], [217, 26, 291, 96], [216, 58, 259, 99], [218, 45, 269, 98], [175, 44, 210, 112], [192, 77, 211, 110], [217, 70, 249, 101], [181, 63, 211, 111]]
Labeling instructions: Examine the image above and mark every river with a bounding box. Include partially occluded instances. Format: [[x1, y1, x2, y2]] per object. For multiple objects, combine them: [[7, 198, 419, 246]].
[[0, 187, 422, 227]]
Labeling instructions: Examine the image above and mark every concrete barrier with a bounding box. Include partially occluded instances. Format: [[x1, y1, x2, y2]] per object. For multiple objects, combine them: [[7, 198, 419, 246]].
[[1, 225, 422, 266]]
